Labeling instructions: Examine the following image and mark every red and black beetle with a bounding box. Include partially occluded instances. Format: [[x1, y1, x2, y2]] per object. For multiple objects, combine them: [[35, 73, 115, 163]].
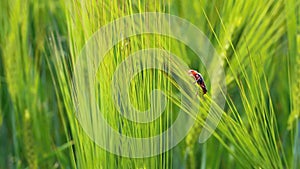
[[188, 70, 207, 94]]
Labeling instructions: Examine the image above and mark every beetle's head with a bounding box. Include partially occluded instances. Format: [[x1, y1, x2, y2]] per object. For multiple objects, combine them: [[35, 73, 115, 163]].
[[188, 70, 198, 77]]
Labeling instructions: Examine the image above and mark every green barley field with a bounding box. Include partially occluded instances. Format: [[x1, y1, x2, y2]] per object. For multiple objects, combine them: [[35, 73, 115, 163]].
[[0, 0, 299, 168]]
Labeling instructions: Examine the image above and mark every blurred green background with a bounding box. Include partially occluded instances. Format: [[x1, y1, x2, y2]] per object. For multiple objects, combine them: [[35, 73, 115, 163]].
[[0, 0, 299, 168]]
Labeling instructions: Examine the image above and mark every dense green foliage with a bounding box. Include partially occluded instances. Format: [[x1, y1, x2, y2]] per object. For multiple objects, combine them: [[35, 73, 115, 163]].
[[0, 0, 299, 168]]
